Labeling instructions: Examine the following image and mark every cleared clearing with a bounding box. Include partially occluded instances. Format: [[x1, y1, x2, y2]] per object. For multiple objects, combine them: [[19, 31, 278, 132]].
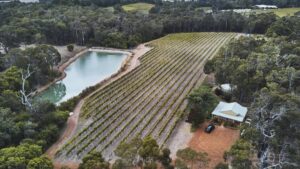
[[55, 32, 237, 162], [201, 7, 300, 17], [122, 3, 154, 13]]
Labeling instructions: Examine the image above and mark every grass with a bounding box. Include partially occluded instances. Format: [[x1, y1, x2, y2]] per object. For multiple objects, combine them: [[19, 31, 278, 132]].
[[252, 7, 300, 17], [122, 3, 154, 14], [199, 7, 299, 17]]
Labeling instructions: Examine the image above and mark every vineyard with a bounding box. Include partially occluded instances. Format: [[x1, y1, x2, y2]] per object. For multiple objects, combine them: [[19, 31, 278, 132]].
[[55, 32, 237, 161]]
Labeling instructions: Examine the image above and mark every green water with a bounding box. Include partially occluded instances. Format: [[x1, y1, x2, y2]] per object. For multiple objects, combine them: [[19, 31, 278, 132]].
[[35, 51, 126, 104]]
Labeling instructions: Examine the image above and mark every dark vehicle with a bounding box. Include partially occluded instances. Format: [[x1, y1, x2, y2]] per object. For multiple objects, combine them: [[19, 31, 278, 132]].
[[205, 124, 215, 133]]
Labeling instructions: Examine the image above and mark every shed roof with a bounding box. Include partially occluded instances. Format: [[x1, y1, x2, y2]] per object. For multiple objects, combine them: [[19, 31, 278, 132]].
[[212, 102, 247, 122], [255, 5, 278, 8], [220, 84, 232, 92]]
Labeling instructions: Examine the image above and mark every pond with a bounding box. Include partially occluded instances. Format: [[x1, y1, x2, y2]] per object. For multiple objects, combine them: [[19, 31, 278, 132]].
[[35, 50, 127, 104]]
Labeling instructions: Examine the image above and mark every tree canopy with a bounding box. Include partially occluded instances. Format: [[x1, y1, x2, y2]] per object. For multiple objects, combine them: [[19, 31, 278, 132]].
[[187, 85, 218, 128], [79, 151, 110, 169], [27, 156, 53, 169], [114, 137, 173, 169], [0, 143, 42, 169], [176, 148, 210, 169], [205, 15, 300, 168], [0, 2, 285, 52]]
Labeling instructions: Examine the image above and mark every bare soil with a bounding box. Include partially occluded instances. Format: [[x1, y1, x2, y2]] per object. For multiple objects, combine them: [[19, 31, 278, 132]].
[[52, 161, 79, 169], [167, 122, 194, 159], [188, 123, 240, 169]]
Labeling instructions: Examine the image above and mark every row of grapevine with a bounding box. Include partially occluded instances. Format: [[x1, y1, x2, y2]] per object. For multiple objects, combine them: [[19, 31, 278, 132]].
[[56, 33, 237, 161]]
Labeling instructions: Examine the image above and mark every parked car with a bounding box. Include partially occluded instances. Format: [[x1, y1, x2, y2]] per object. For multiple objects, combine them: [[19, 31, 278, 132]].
[[205, 124, 215, 133]]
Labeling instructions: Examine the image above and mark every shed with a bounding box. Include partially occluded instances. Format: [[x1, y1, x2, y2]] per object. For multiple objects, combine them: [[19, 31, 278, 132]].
[[212, 102, 248, 123], [220, 84, 233, 93], [255, 5, 278, 9]]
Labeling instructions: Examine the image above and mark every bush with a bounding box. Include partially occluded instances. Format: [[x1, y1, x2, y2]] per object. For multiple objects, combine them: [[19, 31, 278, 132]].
[[58, 96, 79, 112], [175, 159, 188, 169], [222, 92, 232, 102], [223, 121, 237, 128], [112, 159, 128, 169], [144, 162, 157, 169], [79, 151, 109, 169], [212, 117, 222, 125], [223, 121, 231, 127], [215, 163, 228, 169], [191, 122, 199, 132], [214, 88, 222, 96], [27, 156, 53, 169], [67, 44, 74, 52], [204, 59, 215, 74]]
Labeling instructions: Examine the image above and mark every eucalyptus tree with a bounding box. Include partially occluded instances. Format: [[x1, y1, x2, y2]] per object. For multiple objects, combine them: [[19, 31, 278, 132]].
[[176, 148, 210, 169], [138, 136, 160, 165], [27, 156, 53, 169], [187, 85, 218, 127], [248, 89, 300, 168], [0, 143, 43, 169], [0, 107, 20, 148], [79, 151, 109, 169], [226, 139, 253, 169], [115, 137, 142, 167]]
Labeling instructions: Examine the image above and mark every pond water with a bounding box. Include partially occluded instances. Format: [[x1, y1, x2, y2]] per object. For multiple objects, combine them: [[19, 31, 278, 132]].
[[35, 51, 126, 104]]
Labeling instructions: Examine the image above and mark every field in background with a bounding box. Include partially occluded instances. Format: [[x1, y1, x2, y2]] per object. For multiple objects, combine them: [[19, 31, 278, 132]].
[[252, 7, 300, 17], [55, 32, 237, 162], [104, 5, 299, 17], [122, 3, 154, 14], [200, 7, 300, 17]]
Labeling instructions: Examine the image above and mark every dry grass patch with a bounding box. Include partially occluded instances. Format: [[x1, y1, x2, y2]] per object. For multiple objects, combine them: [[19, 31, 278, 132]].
[[122, 3, 154, 13]]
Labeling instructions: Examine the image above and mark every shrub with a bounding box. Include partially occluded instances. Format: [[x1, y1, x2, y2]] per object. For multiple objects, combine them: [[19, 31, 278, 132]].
[[223, 121, 237, 128], [212, 117, 221, 125], [223, 121, 231, 127], [215, 163, 228, 169], [222, 94, 232, 102], [204, 59, 215, 74], [214, 88, 222, 96], [58, 96, 79, 112], [67, 44, 74, 52]]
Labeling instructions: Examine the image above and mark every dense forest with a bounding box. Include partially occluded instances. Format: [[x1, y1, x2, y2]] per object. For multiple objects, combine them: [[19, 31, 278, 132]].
[[0, 46, 69, 168], [0, 2, 279, 52], [204, 15, 300, 168], [0, 0, 299, 168], [46, 0, 300, 8]]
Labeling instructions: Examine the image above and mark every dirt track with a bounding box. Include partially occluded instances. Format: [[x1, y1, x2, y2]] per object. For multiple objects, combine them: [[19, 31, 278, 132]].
[[46, 100, 84, 159], [167, 122, 194, 159]]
